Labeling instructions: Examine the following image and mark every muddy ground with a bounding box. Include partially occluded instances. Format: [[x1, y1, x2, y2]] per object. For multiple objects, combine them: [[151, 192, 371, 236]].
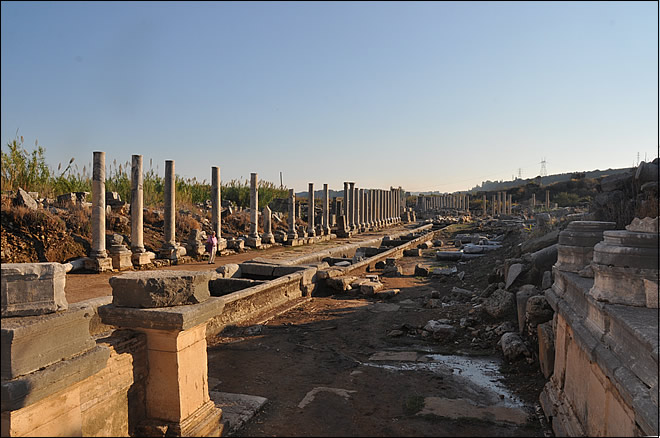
[[207, 229, 552, 437]]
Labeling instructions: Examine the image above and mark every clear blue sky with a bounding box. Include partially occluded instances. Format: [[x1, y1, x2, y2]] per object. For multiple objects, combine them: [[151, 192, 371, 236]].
[[2, 1, 657, 193]]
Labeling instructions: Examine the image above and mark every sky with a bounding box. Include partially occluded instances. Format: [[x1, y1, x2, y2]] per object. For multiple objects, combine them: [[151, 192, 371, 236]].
[[1, 1, 658, 194]]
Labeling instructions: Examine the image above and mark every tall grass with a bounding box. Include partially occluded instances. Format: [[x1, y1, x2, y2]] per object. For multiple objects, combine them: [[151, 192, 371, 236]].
[[1, 136, 288, 208]]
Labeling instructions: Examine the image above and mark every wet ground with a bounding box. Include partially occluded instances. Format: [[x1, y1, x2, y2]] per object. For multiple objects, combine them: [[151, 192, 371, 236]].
[[207, 250, 552, 436]]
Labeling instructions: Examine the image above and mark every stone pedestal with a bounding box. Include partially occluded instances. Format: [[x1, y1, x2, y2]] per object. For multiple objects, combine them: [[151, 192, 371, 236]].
[[100, 274, 226, 436], [555, 221, 616, 274], [108, 234, 133, 271], [589, 230, 658, 307], [84, 256, 114, 272], [132, 251, 154, 266], [245, 237, 262, 248], [159, 244, 187, 261]]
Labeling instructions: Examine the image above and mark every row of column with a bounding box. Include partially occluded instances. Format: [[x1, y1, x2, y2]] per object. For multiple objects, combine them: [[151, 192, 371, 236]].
[[89, 151, 406, 262], [417, 194, 470, 211], [90, 152, 229, 264], [341, 182, 403, 231]]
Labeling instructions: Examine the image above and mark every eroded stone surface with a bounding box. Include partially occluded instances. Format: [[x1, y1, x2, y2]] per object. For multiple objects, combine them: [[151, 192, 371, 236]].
[[1, 263, 68, 317], [109, 270, 214, 308]]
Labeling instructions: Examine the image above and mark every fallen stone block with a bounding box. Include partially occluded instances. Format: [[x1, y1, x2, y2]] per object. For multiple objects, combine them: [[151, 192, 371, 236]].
[[360, 281, 384, 295], [505, 263, 526, 290], [216, 263, 241, 278], [109, 270, 214, 308], [376, 289, 400, 299], [436, 251, 462, 261], [483, 288, 516, 319], [414, 264, 430, 277], [1, 263, 68, 317], [326, 276, 357, 291], [525, 295, 553, 330], [537, 321, 555, 379], [516, 285, 538, 333], [403, 249, 422, 257], [498, 332, 530, 361]]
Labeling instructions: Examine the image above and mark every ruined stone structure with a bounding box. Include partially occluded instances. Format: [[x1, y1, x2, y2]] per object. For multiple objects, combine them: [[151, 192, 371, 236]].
[[540, 218, 659, 436]]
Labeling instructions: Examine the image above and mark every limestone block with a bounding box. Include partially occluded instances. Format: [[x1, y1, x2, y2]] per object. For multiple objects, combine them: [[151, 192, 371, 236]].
[[238, 262, 275, 279], [132, 251, 153, 266], [537, 321, 555, 379], [216, 263, 241, 278], [590, 264, 657, 307], [109, 270, 214, 308], [625, 217, 658, 233], [644, 278, 658, 308], [360, 281, 384, 295], [483, 289, 516, 319], [505, 263, 526, 290], [326, 276, 357, 291], [515, 286, 537, 334], [498, 332, 529, 361], [403, 248, 422, 257], [1, 384, 83, 437], [526, 295, 553, 330], [111, 251, 133, 271], [1, 307, 96, 379], [1, 262, 68, 317], [593, 230, 658, 270], [84, 256, 114, 273], [245, 236, 262, 248]]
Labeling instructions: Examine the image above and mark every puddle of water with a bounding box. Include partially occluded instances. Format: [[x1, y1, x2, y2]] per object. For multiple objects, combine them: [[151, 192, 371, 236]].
[[362, 353, 525, 408]]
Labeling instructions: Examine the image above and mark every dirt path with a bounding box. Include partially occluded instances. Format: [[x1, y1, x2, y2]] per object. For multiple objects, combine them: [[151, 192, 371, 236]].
[[207, 252, 550, 437]]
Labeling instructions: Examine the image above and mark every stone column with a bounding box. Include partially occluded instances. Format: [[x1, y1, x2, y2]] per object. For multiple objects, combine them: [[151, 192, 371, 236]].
[[353, 185, 359, 232], [482, 195, 487, 217], [466, 195, 470, 214], [348, 182, 356, 231], [503, 192, 507, 215], [130, 155, 144, 254], [159, 160, 185, 260], [322, 183, 330, 235], [90, 151, 111, 269], [164, 160, 176, 247], [262, 205, 275, 244], [307, 182, 316, 237], [358, 188, 365, 230], [287, 189, 298, 240], [508, 194, 513, 215], [491, 194, 496, 216], [343, 182, 350, 230], [532, 193, 536, 208], [545, 190, 550, 209], [210, 166, 227, 252], [368, 190, 374, 228], [496, 192, 501, 215], [246, 173, 261, 247], [129, 155, 150, 267]]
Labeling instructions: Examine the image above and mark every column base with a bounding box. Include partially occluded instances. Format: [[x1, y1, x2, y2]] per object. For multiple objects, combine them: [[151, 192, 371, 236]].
[[84, 257, 113, 273], [110, 251, 133, 271], [159, 245, 186, 260], [137, 400, 223, 437], [132, 251, 153, 266], [261, 234, 275, 244], [216, 238, 227, 251], [245, 237, 262, 248]]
